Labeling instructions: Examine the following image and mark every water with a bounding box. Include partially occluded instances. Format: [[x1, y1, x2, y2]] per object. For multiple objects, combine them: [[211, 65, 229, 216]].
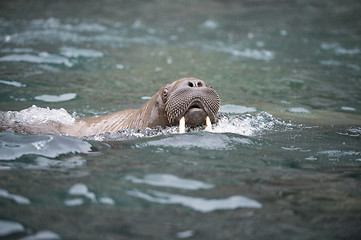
[[0, 0, 360, 239]]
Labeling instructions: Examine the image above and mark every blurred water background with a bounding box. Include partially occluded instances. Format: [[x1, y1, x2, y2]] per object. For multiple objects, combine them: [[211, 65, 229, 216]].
[[0, 0, 360, 239]]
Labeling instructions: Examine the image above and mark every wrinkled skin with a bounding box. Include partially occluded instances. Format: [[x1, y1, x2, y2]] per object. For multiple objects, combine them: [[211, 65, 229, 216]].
[[67, 78, 220, 136], [0, 78, 220, 137]]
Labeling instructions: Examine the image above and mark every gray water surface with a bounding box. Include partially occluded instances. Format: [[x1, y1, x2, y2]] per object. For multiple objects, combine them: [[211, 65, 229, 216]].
[[0, 0, 360, 239]]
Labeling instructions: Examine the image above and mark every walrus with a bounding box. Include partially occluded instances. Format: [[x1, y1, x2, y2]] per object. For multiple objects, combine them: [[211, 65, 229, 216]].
[[0, 78, 220, 137]]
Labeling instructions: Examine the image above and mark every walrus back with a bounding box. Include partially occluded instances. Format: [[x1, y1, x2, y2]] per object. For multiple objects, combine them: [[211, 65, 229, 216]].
[[71, 109, 143, 136]]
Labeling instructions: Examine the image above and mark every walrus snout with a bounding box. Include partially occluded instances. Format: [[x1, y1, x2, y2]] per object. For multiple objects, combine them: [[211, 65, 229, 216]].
[[165, 78, 220, 128]]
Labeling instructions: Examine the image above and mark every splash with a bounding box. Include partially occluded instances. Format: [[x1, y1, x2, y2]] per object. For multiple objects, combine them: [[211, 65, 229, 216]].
[[86, 111, 290, 141], [213, 112, 291, 136], [2, 105, 75, 125]]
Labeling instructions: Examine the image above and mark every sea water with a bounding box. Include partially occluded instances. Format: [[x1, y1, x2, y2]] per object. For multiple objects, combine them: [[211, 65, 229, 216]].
[[0, 0, 360, 239]]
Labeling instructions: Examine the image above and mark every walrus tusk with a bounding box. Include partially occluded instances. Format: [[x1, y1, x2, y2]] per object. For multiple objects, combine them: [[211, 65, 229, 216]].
[[179, 116, 186, 134], [205, 116, 213, 132]]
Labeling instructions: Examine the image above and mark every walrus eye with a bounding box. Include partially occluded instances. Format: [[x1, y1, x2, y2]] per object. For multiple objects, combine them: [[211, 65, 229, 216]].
[[162, 88, 169, 101], [163, 88, 168, 96]]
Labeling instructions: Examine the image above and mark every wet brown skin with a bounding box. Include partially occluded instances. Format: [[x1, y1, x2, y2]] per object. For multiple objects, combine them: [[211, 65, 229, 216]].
[[62, 78, 220, 136]]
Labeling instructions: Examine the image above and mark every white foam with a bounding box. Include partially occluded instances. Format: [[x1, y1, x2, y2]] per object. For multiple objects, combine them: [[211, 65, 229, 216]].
[[176, 230, 194, 239], [318, 150, 360, 158], [0, 188, 31, 205], [231, 48, 274, 60], [60, 47, 103, 58], [320, 42, 360, 55], [116, 64, 125, 69], [141, 96, 152, 100], [200, 20, 219, 29], [64, 198, 84, 207], [34, 93, 76, 102], [99, 197, 115, 205], [5, 105, 75, 125], [68, 183, 96, 202], [213, 112, 288, 136], [125, 174, 214, 190], [286, 107, 311, 114], [18, 230, 61, 240], [0, 79, 26, 87], [0, 52, 73, 67], [0, 219, 25, 237], [127, 189, 262, 213], [341, 106, 356, 112]]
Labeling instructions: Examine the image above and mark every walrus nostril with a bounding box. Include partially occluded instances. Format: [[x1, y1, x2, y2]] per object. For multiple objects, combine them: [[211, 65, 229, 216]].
[[188, 80, 203, 88]]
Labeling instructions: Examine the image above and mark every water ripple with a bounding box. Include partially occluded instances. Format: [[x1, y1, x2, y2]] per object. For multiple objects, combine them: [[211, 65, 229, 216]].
[[127, 189, 262, 213]]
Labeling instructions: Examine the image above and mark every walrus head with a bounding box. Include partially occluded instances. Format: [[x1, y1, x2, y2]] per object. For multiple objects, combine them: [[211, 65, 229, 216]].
[[154, 78, 220, 129]]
